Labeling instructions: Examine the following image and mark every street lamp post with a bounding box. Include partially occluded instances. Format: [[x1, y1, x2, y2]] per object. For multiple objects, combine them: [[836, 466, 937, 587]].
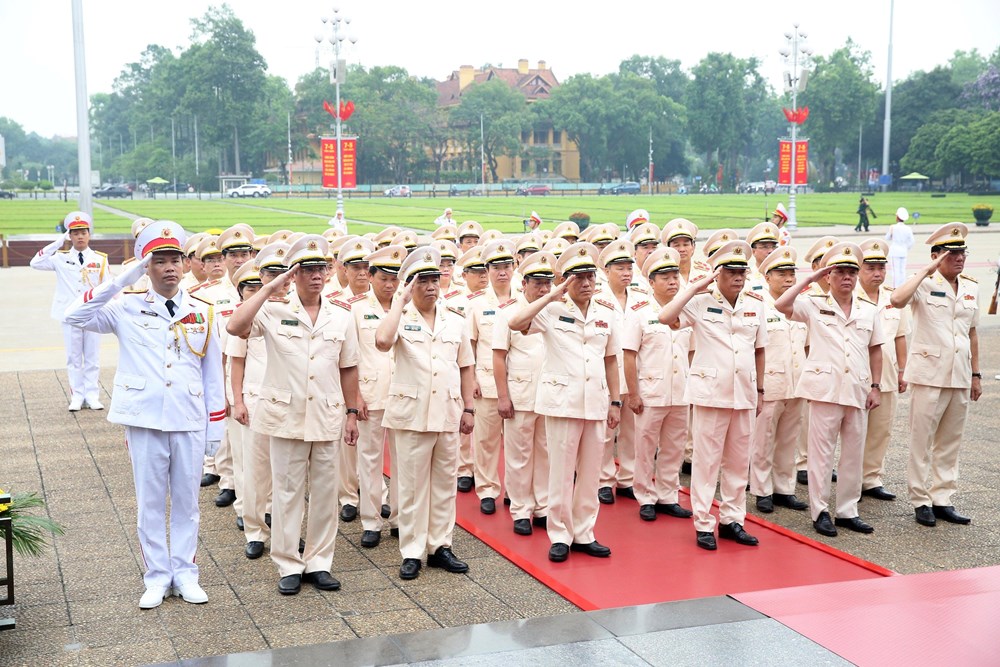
[[315, 7, 358, 218], [780, 25, 812, 231]]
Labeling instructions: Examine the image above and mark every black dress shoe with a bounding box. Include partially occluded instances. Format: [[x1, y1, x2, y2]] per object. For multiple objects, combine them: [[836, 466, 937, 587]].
[[236, 516, 245, 531], [756, 495, 774, 513], [861, 486, 896, 501], [303, 571, 341, 591], [298, 538, 306, 553], [932, 505, 971, 525], [399, 559, 422, 580], [215, 488, 236, 507], [615, 486, 636, 500], [915, 505, 937, 527], [549, 543, 570, 562], [201, 473, 221, 488], [655, 503, 693, 518], [813, 511, 838, 537], [773, 493, 809, 511], [719, 522, 759, 546], [796, 470, 809, 485], [339, 504, 358, 522], [456, 476, 474, 493], [480, 497, 496, 515], [265, 512, 271, 528], [390, 527, 400, 538], [427, 546, 469, 573], [696, 531, 717, 551], [360, 530, 381, 548], [532, 516, 547, 529], [598, 487, 615, 504], [831, 469, 838, 482], [245, 541, 265, 559], [503, 496, 511, 506], [381, 504, 391, 519], [639, 504, 657, 521], [278, 574, 301, 595], [513, 519, 532, 535], [834, 516, 875, 534], [681, 461, 692, 476], [570, 541, 611, 557]]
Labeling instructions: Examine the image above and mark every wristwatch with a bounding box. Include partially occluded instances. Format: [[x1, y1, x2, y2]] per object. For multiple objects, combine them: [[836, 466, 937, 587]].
[[870, 383, 881, 389], [610, 400, 623, 408], [463, 408, 475, 415], [972, 372, 983, 379], [346, 408, 359, 415]]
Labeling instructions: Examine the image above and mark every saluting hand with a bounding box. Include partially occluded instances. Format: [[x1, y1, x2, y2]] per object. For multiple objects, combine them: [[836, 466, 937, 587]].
[[270, 264, 299, 293], [398, 280, 414, 307], [551, 274, 576, 299], [809, 265, 836, 283]]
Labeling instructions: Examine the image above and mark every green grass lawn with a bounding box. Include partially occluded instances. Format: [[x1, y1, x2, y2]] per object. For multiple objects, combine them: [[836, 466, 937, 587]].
[[0, 192, 987, 237]]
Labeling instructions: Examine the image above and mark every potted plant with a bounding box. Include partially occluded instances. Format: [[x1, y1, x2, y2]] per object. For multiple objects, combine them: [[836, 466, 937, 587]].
[[0, 489, 64, 557], [973, 204, 993, 226], [569, 212, 591, 231]]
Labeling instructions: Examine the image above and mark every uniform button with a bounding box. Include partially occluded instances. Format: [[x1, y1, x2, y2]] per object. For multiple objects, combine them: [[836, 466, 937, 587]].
[[310, 355, 315, 360], [309, 375, 315, 380], [673, 355, 678, 359], [433, 372, 438, 376], [166, 363, 172, 368], [432, 390, 437, 394], [844, 368, 850, 373], [846, 352, 850, 357], [308, 396, 313, 401], [165, 381, 172, 387]]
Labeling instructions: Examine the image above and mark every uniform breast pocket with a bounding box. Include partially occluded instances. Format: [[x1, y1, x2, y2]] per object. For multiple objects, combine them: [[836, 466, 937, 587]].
[[127, 319, 163, 347], [385, 383, 420, 425], [256, 386, 292, 428], [762, 368, 786, 397], [507, 370, 534, 404], [320, 330, 345, 358], [439, 332, 461, 356], [701, 312, 725, 325], [275, 325, 303, 354], [907, 344, 941, 385], [552, 321, 577, 336], [638, 370, 664, 397], [688, 366, 717, 400], [798, 361, 833, 400]]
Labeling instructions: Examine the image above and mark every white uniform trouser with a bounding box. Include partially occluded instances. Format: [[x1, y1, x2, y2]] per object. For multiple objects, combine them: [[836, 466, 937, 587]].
[[545, 416, 603, 545], [474, 397, 503, 500], [240, 395, 272, 544], [393, 429, 459, 560], [62, 322, 100, 401], [750, 398, 805, 497], [125, 426, 203, 590], [633, 405, 688, 506], [203, 427, 235, 490], [269, 436, 341, 577], [357, 410, 396, 531], [889, 255, 907, 288], [690, 406, 753, 533], [600, 400, 635, 488], [504, 411, 549, 521], [807, 401, 865, 521], [907, 384, 970, 508]]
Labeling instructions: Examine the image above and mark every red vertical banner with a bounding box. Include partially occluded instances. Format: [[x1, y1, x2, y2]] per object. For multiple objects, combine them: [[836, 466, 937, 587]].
[[794, 140, 808, 185], [777, 140, 809, 185], [777, 140, 792, 184], [321, 136, 358, 189]]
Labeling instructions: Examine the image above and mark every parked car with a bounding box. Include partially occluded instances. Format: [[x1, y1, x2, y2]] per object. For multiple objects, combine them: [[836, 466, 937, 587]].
[[383, 185, 411, 197], [161, 182, 193, 193], [516, 183, 551, 196], [93, 185, 132, 199], [0, 190, 15, 199], [609, 181, 641, 195], [227, 183, 271, 198]]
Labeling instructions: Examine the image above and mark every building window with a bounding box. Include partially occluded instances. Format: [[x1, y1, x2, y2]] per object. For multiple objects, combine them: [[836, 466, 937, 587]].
[[552, 154, 562, 175], [552, 130, 561, 146], [521, 158, 530, 174], [521, 131, 530, 143], [533, 129, 548, 145]]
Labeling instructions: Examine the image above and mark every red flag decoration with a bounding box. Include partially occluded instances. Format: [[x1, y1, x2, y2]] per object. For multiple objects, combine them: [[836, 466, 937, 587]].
[[782, 107, 810, 125], [777, 140, 809, 185], [323, 100, 356, 121]]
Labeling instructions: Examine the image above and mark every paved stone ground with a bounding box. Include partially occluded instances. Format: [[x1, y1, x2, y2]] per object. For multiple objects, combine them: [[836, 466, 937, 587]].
[[2, 224, 1000, 665]]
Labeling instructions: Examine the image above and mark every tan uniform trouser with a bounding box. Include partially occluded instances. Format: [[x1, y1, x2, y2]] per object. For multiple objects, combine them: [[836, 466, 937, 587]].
[[269, 436, 340, 577], [750, 398, 805, 497], [393, 429, 459, 560], [337, 426, 360, 509], [795, 403, 810, 472], [633, 405, 688, 506], [473, 397, 503, 500], [690, 406, 753, 533], [240, 395, 273, 543], [600, 399, 636, 488], [457, 430, 474, 478], [907, 384, 970, 508], [203, 423, 235, 490], [545, 416, 604, 545], [357, 410, 395, 531], [862, 391, 897, 490], [807, 402, 865, 521], [229, 415, 245, 516], [503, 411, 549, 521]]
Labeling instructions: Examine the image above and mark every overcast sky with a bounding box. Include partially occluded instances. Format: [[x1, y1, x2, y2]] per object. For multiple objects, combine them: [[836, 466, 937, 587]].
[[3, 0, 998, 138]]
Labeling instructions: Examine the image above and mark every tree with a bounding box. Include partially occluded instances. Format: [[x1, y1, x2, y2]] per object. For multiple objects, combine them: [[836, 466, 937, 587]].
[[618, 55, 688, 102], [606, 73, 687, 180], [968, 111, 1000, 181], [536, 74, 616, 181], [963, 65, 1000, 111], [900, 109, 981, 181], [450, 80, 530, 183], [948, 49, 987, 87]]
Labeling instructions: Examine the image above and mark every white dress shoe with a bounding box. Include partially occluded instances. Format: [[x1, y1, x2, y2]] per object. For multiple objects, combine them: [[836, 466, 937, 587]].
[[139, 585, 170, 609], [68, 397, 84, 412], [86, 398, 104, 410], [173, 582, 208, 604]]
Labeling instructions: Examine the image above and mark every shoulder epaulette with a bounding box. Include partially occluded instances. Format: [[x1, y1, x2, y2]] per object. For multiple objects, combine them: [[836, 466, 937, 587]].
[[57, 249, 70, 254], [960, 273, 978, 283], [695, 289, 711, 295], [499, 298, 518, 309], [631, 300, 649, 311], [444, 289, 462, 299], [467, 290, 486, 300], [267, 296, 289, 303], [347, 293, 367, 303], [858, 295, 878, 306], [94, 250, 108, 258], [324, 289, 343, 300], [331, 299, 352, 311], [189, 280, 217, 294], [629, 286, 649, 295], [189, 293, 213, 306], [882, 285, 895, 292], [743, 290, 763, 301], [694, 260, 711, 270], [595, 298, 615, 310], [123, 288, 148, 295], [447, 305, 466, 318]]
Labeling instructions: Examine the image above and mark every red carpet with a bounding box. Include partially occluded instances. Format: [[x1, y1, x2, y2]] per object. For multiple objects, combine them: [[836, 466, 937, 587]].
[[454, 487, 893, 611], [734, 566, 1000, 664]]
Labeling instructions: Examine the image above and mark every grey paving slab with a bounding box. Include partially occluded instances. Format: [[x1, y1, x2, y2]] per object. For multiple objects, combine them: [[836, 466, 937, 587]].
[[178, 634, 408, 667], [618, 618, 852, 666], [587, 596, 766, 636], [404, 638, 651, 667]]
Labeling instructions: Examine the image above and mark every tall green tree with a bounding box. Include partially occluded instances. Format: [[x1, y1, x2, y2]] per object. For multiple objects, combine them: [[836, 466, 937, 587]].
[[618, 55, 689, 102], [536, 74, 616, 181], [450, 79, 530, 183]]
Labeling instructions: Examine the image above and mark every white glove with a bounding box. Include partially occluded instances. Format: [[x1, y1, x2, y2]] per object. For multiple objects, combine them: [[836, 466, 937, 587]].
[[205, 440, 220, 457], [113, 253, 152, 290]]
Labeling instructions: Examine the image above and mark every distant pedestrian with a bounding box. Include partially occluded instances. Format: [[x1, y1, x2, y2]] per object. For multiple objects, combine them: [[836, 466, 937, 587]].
[[884, 207, 915, 287], [855, 197, 876, 232]]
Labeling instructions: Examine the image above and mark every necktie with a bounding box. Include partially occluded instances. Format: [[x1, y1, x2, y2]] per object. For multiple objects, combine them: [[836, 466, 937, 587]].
[[165, 299, 176, 317], [78, 252, 84, 264]]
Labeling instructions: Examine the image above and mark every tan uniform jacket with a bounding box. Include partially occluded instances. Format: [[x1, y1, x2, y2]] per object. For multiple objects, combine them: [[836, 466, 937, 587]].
[[492, 298, 546, 412], [468, 287, 518, 399], [856, 284, 912, 390], [622, 297, 690, 407], [761, 291, 808, 401], [351, 292, 392, 411], [903, 274, 978, 389]]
